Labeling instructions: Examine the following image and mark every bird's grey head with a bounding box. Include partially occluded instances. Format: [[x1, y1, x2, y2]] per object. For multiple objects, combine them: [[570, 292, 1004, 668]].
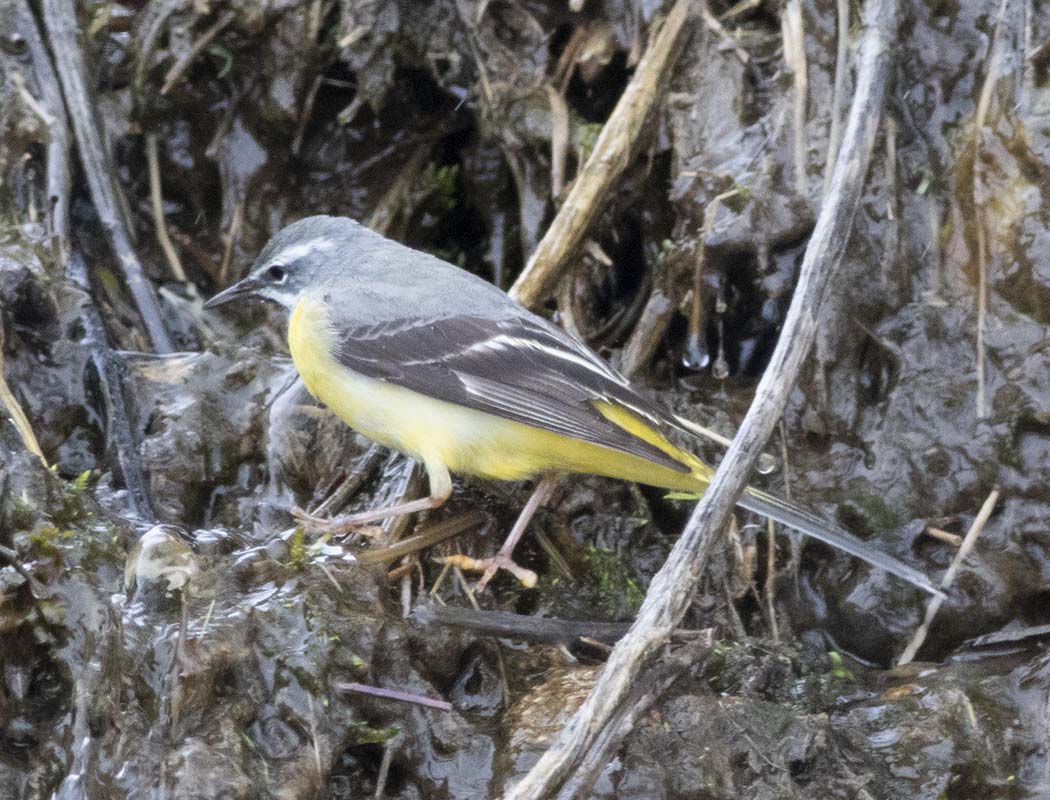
[[204, 215, 367, 312]]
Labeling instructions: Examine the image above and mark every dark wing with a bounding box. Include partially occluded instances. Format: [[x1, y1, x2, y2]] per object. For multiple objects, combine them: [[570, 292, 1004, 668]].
[[334, 312, 691, 472]]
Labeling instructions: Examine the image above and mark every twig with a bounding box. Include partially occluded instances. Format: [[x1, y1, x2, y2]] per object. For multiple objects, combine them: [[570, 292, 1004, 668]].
[[925, 526, 963, 547], [338, 682, 452, 712], [146, 134, 186, 282], [16, 0, 71, 251], [352, 511, 486, 566], [686, 188, 740, 371], [765, 517, 779, 642], [219, 200, 243, 287], [972, 0, 1009, 420], [897, 487, 999, 665], [366, 143, 432, 237], [782, 0, 808, 197], [824, 0, 849, 193], [42, 0, 174, 353], [415, 604, 633, 646], [160, 11, 236, 96], [504, 0, 897, 793], [509, 0, 693, 308], [547, 84, 570, 199], [557, 635, 713, 800], [700, 0, 750, 66], [373, 739, 394, 800], [620, 289, 674, 377]]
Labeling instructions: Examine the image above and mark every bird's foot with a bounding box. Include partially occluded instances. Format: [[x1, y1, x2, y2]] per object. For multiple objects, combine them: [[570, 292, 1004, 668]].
[[292, 506, 383, 538], [433, 553, 537, 592]]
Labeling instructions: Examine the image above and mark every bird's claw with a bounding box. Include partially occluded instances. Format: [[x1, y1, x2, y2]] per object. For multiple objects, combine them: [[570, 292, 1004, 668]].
[[433, 553, 537, 592]]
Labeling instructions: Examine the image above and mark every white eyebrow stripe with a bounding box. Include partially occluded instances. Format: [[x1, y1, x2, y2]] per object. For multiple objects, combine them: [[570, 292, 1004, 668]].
[[272, 238, 336, 264]]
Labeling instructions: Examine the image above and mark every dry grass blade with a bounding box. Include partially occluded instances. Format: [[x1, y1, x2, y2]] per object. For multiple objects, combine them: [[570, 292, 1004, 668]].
[[504, 0, 898, 793], [146, 134, 186, 281]]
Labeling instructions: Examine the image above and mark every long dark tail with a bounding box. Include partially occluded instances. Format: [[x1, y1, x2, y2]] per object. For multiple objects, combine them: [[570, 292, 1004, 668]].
[[739, 487, 944, 598]]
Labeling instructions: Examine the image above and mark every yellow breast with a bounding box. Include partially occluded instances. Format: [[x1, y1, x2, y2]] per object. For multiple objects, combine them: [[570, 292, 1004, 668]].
[[285, 295, 705, 491]]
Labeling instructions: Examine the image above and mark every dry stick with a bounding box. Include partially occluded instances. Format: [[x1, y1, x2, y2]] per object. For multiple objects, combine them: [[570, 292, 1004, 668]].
[[557, 636, 714, 800], [42, 0, 174, 354], [15, 0, 70, 250], [897, 488, 999, 666], [160, 11, 236, 96], [146, 134, 187, 282], [782, 0, 808, 198], [509, 0, 693, 308], [972, 0, 1008, 420], [503, 0, 897, 793], [824, 0, 849, 194], [700, 0, 750, 66]]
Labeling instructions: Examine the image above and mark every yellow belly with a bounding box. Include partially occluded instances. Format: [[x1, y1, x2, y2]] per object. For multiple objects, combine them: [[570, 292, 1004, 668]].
[[286, 296, 707, 490]]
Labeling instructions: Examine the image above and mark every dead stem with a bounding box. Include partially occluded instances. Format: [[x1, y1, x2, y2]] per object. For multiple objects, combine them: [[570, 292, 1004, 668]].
[[338, 682, 452, 712], [160, 11, 236, 96], [824, 0, 849, 193], [43, 0, 174, 353], [687, 188, 740, 370], [219, 201, 243, 287], [700, 1, 750, 66], [925, 526, 963, 547], [504, 0, 898, 792], [509, 0, 693, 308], [973, 0, 1008, 420], [146, 134, 186, 282], [782, 0, 808, 197], [765, 518, 780, 642], [897, 487, 999, 665], [15, 0, 71, 250], [547, 84, 570, 199], [620, 289, 674, 377]]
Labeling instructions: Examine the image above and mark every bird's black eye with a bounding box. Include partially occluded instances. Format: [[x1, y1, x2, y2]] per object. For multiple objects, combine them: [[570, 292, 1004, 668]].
[[267, 265, 287, 284]]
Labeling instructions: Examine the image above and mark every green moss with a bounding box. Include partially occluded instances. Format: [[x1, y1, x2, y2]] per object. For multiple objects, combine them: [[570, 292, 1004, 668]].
[[838, 492, 902, 535], [581, 546, 645, 618], [287, 528, 308, 569]]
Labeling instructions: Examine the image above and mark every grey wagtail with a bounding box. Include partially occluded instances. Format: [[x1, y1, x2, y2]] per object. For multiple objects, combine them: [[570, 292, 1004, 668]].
[[205, 215, 940, 596]]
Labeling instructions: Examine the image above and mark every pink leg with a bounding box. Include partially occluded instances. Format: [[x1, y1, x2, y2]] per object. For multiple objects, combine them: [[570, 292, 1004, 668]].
[[295, 461, 452, 535], [475, 473, 558, 592]]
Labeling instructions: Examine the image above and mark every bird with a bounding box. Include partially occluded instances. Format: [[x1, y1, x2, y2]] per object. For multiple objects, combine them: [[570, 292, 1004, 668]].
[[205, 215, 940, 596]]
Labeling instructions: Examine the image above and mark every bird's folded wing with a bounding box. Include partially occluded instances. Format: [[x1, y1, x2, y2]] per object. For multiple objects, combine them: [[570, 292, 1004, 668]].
[[334, 312, 691, 472]]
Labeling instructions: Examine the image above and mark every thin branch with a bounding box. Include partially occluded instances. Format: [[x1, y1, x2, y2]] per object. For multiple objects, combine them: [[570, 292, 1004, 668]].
[[503, 0, 897, 793], [824, 0, 849, 194], [160, 11, 236, 96], [897, 487, 999, 665], [42, 0, 174, 353], [782, 0, 808, 197], [15, 0, 70, 252], [509, 0, 693, 308]]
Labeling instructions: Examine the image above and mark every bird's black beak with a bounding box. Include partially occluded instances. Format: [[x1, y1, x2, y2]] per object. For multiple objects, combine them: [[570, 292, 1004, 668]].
[[203, 275, 262, 309]]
